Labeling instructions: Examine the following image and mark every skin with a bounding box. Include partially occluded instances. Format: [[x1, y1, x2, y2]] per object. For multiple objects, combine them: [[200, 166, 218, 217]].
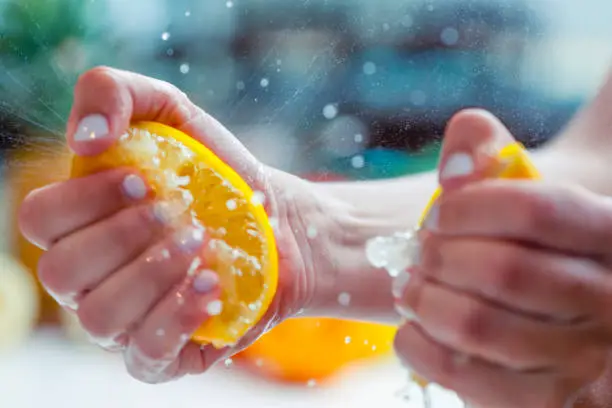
[[17, 66, 612, 406]]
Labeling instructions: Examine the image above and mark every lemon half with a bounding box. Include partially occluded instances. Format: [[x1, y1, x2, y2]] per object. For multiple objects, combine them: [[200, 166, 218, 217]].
[[71, 121, 279, 348]]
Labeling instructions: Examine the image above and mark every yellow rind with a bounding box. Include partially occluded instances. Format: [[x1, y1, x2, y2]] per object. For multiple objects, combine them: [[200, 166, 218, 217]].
[[418, 142, 541, 226]]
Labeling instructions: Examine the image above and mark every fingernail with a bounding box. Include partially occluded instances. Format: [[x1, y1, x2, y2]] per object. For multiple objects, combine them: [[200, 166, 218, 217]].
[[422, 202, 439, 231], [152, 201, 187, 225], [122, 174, 147, 200], [392, 271, 412, 299], [74, 114, 109, 142], [440, 152, 474, 181], [205, 300, 223, 316], [174, 226, 205, 254], [395, 303, 419, 321], [193, 270, 219, 294]]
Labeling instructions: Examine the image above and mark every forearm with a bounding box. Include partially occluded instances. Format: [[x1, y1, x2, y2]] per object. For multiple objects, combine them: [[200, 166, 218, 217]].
[[303, 171, 438, 324]]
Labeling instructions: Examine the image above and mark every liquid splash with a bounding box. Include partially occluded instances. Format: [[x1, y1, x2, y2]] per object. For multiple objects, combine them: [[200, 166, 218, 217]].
[[366, 225, 449, 407], [365, 230, 419, 278]]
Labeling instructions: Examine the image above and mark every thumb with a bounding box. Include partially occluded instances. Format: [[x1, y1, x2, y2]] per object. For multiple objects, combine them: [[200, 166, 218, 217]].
[[67, 67, 259, 175], [437, 109, 518, 192]]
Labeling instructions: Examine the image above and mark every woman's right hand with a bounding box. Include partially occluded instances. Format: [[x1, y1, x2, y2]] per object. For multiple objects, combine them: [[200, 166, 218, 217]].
[[18, 66, 331, 384]]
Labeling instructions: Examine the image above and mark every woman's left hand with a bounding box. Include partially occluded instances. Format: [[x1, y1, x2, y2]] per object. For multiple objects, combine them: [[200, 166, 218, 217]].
[[393, 110, 612, 408]]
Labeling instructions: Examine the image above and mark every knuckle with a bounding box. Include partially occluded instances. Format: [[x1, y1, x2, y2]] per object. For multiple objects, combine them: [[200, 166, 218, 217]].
[[489, 246, 525, 294], [419, 234, 439, 271], [153, 79, 185, 102], [76, 66, 118, 90], [177, 308, 205, 333], [37, 251, 69, 297], [132, 205, 158, 233], [430, 353, 461, 388], [517, 191, 556, 235], [100, 206, 157, 255], [77, 298, 116, 339], [455, 303, 491, 347], [151, 79, 198, 121]]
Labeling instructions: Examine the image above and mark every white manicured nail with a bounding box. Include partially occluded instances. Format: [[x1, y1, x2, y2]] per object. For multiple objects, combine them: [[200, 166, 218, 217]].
[[193, 270, 219, 294], [174, 226, 205, 254], [74, 114, 109, 142], [395, 303, 419, 321], [440, 153, 474, 180], [206, 300, 223, 316], [122, 174, 147, 200]]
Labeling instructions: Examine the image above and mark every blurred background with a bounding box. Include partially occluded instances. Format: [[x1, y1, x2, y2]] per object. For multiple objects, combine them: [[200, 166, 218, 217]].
[[0, 0, 611, 407]]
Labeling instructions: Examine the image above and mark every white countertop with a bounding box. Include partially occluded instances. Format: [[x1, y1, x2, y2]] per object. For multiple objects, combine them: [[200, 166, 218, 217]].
[[0, 330, 463, 408]]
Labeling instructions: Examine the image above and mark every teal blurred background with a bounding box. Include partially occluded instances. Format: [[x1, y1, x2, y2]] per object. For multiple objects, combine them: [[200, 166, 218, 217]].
[[2, 0, 611, 180]]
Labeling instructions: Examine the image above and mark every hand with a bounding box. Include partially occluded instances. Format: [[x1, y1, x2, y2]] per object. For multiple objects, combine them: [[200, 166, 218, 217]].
[[393, 110, 612, 407], [18, 67, 326, 383]]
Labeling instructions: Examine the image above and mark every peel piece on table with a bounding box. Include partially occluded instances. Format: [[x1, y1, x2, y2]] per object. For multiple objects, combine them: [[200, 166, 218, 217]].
[[71, 121, 278, 349]]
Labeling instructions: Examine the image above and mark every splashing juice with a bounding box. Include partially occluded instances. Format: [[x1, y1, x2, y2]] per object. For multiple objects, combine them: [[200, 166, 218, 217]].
[[366, 142, 541, 407]]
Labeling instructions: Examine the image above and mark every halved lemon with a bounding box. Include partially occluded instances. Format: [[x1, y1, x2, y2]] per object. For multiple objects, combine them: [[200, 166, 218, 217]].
[[0, 254, 39, 352], [71, 121, 278, 348]]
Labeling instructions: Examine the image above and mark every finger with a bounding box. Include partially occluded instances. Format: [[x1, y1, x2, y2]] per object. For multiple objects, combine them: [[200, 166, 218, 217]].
[[37, 202, 164, 307], [174, 342, 230, 377], [123, 268, 222, 384], [76, 225, 207, 344], [419, 235, 610, 321], [18, 170, 149, 249], [67, 67, 259, 183], [394, 323, 598, 408], [430, 180, 612, 256], [438, 109, 517, 190], [398, 274, 599, 371], [67, 67, 197, 155]]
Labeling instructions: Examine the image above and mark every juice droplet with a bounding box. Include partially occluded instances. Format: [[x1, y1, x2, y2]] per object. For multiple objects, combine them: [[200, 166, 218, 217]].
[[365, 231, 419, 277], [306, 225, 318, 239], [337, 292, 351, 306]]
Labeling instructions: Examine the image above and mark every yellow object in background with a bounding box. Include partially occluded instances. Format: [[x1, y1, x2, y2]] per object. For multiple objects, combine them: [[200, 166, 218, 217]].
[[235, 318, 396, 383], [0, 253, 40, 351], [8, 144, 72, 327], [71, 122, 279, 349]]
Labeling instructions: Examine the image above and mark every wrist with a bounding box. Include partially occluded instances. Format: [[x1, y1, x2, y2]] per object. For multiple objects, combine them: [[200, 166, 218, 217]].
[[299, 172, 438, 323]]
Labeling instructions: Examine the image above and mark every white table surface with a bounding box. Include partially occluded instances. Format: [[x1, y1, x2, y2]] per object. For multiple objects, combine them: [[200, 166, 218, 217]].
[[0, 329, 463, 408]]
